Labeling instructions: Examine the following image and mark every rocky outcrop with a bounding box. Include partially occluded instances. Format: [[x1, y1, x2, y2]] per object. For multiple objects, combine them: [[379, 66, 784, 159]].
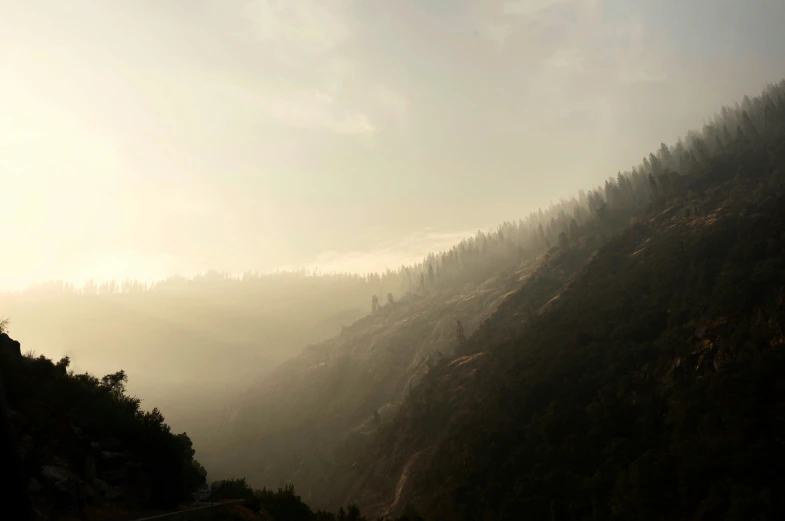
[[0, 332, 21, 357], [85, 455, 97, 481], [93, 478, 122, 501], [41, 465, 85, 518]]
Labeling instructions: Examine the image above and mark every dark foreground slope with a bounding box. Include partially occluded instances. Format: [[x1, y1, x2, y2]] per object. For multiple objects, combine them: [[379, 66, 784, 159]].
[[0, 273, 370, 462], [0, 337, 206, 520], [352, 132, 785, 519]]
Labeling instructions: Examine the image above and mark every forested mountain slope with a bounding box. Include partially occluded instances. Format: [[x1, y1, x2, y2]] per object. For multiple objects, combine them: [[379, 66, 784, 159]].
[[7, 80, 783, 521], [211, 265, 537, 500], [349, 93, 785, 519], [364, 175, 785, 520], [216, 81, 785, 520]]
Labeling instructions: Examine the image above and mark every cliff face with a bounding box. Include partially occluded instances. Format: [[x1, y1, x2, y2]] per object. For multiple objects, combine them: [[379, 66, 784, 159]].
[[0, 332, 21, 357]]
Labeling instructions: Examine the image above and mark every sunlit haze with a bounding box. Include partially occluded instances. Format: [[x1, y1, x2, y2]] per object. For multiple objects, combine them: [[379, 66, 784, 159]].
[[4, 2, 785, 518], [2, 0, 785, 290]]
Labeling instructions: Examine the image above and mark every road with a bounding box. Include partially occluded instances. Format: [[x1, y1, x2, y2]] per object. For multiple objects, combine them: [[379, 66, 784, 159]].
[[130, 499, 245, 521]]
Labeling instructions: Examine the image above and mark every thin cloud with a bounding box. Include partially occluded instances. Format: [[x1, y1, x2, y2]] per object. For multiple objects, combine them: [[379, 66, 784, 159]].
[[305, 228, 476, 275], [545, 48, 588, 73], [230, 0, 379, 135], [613, 15, 674, 84], [240, 0, 350, 63], [617, 68, 668, 84], [476, 22, 511, 50], [502, 0, 599, 18], [265, 90, 375, 134], [503, 0, 573, 17]]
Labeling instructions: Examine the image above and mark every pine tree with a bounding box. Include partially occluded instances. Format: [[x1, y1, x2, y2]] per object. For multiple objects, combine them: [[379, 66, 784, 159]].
[[456, 320, 466, 347], [722, 125, 733, 145], [737, 124, 748, 142], [558, 232, 569, 251], [742, 110, 760, 141], [568, 218, 579, 244], [659, 143, 673, 167]]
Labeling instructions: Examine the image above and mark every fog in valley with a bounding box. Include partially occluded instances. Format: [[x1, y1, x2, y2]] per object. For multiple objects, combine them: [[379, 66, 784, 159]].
[[3, 1, 785, 518]]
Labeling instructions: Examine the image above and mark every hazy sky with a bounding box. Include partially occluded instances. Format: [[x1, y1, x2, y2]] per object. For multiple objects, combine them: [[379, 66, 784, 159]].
[[2, 0, 785, 289]]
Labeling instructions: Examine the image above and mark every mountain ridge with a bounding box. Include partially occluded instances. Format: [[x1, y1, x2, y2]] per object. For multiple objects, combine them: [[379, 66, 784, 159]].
[[208, 79, 785, 521]]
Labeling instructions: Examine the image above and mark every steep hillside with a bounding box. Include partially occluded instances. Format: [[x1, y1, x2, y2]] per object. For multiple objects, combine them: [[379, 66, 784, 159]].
[[347, 120, 785, 518], [211, 264, 539, 504], [211, 212, 608, 504], [214, 80, 785, 520]]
